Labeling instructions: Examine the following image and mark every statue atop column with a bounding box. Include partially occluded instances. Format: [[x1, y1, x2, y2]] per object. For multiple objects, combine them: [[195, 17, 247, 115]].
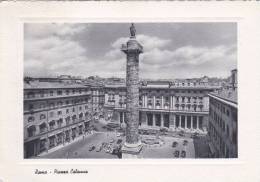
[[130, 23, 136, 38]]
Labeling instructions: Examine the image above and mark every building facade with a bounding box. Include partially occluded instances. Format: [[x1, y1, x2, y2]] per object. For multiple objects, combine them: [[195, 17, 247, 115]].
[[24, 80, 94, 158], [103, 81, 217, 134], [208, 70, 238, 158]]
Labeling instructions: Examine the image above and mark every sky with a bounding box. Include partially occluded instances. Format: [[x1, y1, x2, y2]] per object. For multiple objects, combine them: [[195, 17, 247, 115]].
[[24, 23, 237, 79]]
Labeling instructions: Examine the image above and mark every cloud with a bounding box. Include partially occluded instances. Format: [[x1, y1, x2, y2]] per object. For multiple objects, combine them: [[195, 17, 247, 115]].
[[24, 23, 237, 79], [111, 34, 171, 51], [25, 23, 89, 39], [141, 45, 236, 67]]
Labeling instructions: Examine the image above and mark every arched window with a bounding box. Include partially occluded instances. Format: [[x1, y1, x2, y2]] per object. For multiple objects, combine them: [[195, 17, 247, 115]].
[[72, 115, 77, 121], [39, 123, 47, 133], [79, 113, 83, 118], [85, 112, 89, 117], [28, 116, 35, 123], [27, 125, 36, 137], [49, 120, 55, 130], [57, 101, 63, 106], [40, 114, 46, 120]]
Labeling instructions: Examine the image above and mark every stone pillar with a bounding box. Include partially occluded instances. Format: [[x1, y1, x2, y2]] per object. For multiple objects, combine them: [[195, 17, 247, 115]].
[[153, 96, 156, 109], [152, 114, 155, 126], [161, 96, 164, 109], [161, 113, 164, 127], [121, 24, 143, 158], [185, 115, 187, 129], [191, 116, 193, 129], [142, 95, 145, 108], [145, 95, 147, 108]]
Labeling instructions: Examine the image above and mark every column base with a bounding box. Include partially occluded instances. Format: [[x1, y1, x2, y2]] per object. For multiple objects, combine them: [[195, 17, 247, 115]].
[[121, 141, 143, 158]]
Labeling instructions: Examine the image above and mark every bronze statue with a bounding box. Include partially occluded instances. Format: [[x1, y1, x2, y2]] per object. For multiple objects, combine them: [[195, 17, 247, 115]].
[[130, 23, 136, 37]]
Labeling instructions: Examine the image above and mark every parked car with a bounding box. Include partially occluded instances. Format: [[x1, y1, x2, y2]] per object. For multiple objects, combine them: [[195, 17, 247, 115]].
[[96, 145, 102, 152], [181, 150, 186, 158], [174, 150, 180, 158], [89, 145, 95, 151], [172, 141, 178, 148], [116, 139, 123, 144]]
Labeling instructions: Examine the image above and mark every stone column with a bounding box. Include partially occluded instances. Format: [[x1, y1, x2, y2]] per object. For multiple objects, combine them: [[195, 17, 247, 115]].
[[161, 113, 164, 127], [161, 96, 164, 109], [152, 114, 155, 126], [191, 116, 193, 129], [121, 24, 143, 158], [185, 115, 187, 129], [153, 96, 156, 109], [145, 95, 147, 108]]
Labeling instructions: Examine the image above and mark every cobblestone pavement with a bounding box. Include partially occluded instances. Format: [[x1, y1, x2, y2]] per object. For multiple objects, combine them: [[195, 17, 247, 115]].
[[38, 132, 121, 159], [37, 131, 197, 159]]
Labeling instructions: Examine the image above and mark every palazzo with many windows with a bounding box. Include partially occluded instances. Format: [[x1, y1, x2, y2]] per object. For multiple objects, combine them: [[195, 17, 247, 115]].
[[23, 79, 104, 158], [103, 81, 218, 133]]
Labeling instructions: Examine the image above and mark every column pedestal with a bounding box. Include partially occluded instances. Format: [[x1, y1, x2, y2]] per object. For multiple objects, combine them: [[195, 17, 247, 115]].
[[121, 140, 143, 158]]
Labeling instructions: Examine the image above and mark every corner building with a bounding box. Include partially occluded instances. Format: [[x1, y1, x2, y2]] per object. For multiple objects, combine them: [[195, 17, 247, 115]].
[[208, 70, 238, 158], [104, 81, 217, 134], [23, 80, 103, 158]]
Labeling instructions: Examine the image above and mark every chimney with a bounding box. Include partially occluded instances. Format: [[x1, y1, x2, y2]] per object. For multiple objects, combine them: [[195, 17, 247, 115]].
[[231, 69, 237, 90]]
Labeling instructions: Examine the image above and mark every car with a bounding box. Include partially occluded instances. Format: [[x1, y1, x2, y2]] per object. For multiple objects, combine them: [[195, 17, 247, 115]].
[[172, 141, 178, 148], [96, 145, 102, 152], [89, 145, 95, 151], [116, 139, 122, 144], [109, 139, 115, 143], [174, 150, 180, 158], [181, 150, 186, 158]]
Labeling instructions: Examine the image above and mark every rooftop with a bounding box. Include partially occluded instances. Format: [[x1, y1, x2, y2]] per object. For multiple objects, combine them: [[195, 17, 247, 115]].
[[209, 88, 237, 104], [24, 80, 89, 89]]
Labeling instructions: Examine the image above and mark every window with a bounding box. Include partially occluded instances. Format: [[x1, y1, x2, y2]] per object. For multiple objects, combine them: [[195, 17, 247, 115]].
[[85, 105, 88, 109], [28, 116, 35, 123], [57, 111, 62, 115], [27, 92, 35, 98], [40, 91, 44, 97], [50, 91, 53, 96], [40, 104, 45, 109], [29, 104, 34, 110], [40, 114, 46, 120], [57, 101, 63, 106], [79, 106, 82, 110], [227, 125, 230, 136], [57, 119, 63, 128], [49, 103, 55, 108], [72, 107, 75, 112], [147, 113, 153, 126], [66, 100, 69, 105], [57, 90, 62, 95], [66, 90, 69, 95], [49, 121, 55, 130], [226, 110, 230, 116], [39, 123, 47, 133], [79, 113, 83, 118], [66, 109, 69, 114], [27, 126, 36, 137], [49, 111, 54, 117]]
